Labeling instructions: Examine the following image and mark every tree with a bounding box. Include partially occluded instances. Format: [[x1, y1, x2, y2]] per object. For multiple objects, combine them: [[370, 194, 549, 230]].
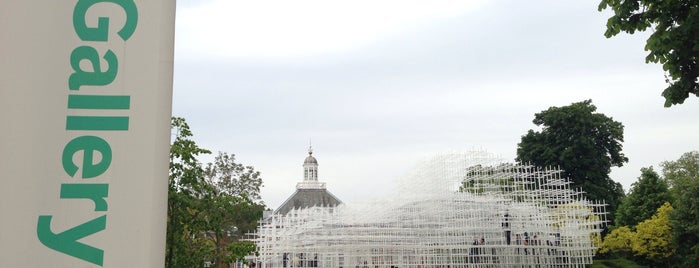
[[598, 0, 699, 107], [662, 151, 699, 267], [205, 152, 264, 202], [204, 152, 265, 235], [225, 241, 258, 265], [600, 203, 676, 265], [600, 226, 634, 255], [169, 117, 211, 195], [197, 189, 263, 267], [202, 153, 265, 267], [516, 100, 628, 223], [661, 151, 699, 189], [167, 117, 212, 268], [459, 163, 518, 195], [166, 118, 265, 268], [632, 202, 675, 266], [615, 167, 670, 229]]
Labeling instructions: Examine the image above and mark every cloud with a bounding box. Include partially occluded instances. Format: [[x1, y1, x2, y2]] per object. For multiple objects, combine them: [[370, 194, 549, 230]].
[[176, 0, 487, 59], [173, 1, 699, 209]]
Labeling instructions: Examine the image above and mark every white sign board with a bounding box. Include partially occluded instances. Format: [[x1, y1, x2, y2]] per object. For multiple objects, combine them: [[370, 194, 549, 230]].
[[0, 1, 175, 266]]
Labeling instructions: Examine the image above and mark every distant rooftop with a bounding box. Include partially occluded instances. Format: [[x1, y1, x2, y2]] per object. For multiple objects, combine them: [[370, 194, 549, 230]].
[[275, 147, 342, 215], [275, 188, 342, 215]]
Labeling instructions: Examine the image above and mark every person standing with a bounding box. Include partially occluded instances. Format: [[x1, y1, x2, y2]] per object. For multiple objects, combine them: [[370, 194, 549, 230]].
[[502, 213, 511, 245]]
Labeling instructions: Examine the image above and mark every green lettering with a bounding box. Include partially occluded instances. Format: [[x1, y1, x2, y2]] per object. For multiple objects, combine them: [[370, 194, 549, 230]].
[[60, 184, 109, 211], [37, 215, 106, 266], [73, 0, 138, 41], [66, 116, 129, 131], [68, 95, 130, 109], [62, 136, 112, 178], [69, 46, 117, 90]]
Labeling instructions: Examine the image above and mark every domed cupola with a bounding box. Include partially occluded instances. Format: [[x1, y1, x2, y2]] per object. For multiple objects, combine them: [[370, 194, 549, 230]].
[[304, 150, 318, 165], [275, 145, 342, 215], [303, 146, 319, 182]]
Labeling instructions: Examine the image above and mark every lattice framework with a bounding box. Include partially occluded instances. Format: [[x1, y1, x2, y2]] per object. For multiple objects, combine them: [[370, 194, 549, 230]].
[[252, 151, 606, 267]]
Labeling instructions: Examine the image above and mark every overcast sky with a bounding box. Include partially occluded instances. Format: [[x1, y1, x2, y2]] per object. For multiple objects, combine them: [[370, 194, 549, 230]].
[[172, 0, 699, 210]]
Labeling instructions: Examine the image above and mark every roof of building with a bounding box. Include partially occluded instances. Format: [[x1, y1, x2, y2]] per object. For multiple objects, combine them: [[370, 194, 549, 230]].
[[275, 189, 342, 215], [304, 155, 318, 165], [304, 147, 318, 165]]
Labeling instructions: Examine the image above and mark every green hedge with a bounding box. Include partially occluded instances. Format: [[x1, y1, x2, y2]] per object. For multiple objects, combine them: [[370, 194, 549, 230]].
[[589, 258, 645, 268]]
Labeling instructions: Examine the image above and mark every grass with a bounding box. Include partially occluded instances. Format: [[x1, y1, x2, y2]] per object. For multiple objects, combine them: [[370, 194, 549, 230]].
[[588, 257, 646, 268]]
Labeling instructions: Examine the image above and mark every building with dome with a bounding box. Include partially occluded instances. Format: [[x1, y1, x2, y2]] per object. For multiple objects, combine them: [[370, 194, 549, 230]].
[[275, 147, 342, 215]]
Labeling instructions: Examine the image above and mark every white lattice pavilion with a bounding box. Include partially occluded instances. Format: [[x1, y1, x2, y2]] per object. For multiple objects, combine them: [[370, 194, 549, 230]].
[[252, 151, 606, 268]]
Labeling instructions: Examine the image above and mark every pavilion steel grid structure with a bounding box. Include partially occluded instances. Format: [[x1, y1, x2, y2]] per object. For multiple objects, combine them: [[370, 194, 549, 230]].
[[252, 151, 607, 267]]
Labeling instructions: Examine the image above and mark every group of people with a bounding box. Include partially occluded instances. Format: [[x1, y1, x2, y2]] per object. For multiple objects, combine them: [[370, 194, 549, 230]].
[[282, 253, 319, 267], [513, 232, 562, 256], [465, 229, 564, 265], [469, 237, 490, 263], [502, 213, 562, 256], [514, 232, 537, 255]]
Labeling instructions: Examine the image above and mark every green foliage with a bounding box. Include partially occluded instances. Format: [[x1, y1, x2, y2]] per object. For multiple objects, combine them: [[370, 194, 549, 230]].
[[600, 152, 699, 267], [662, 151, 699, 267], [225, 241, 258, 265], [459, 163, 519, 195], [197, 192, 263, 267], [204, 152, 265, 237], [516, 100, 627, 223], [166, 117, 264, 268], [600, 203, 675, 266], [205, 152, 263, 202], [600, 226, 634, 255], [598, 0, 699, 106], [167, 117, 212, 268], [615, 167, 670, 229], [169, 117, 212, 195], [661, 151, 699, 190], [589, 257, 644, 268], [633, 202, 675, 264]]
